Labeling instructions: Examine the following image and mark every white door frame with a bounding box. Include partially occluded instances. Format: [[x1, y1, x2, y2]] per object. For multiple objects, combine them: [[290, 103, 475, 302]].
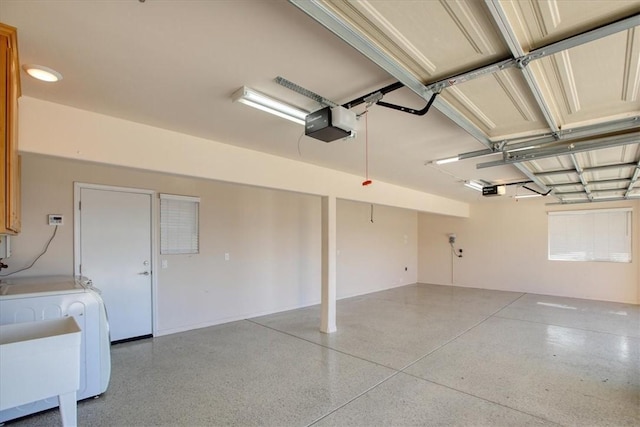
[[74, 182, 158, 337]]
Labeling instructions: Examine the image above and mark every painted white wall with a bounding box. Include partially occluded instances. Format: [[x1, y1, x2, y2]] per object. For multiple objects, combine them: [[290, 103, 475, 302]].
[[418, 197, 640, 304], [18, 97, 469, 218], [337, 200, 418, 299], [9, 154, 420, 335]]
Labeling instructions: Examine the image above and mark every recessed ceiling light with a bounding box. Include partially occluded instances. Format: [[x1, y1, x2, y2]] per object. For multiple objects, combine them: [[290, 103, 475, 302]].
[[22, 64, 63, 82]]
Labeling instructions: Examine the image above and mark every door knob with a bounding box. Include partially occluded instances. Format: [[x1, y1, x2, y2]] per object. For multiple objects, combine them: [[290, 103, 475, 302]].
[[138, 271, 150, 276]]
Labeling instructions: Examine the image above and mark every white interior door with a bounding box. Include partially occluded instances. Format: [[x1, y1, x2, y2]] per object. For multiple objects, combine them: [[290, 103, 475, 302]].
[[78, 186, 153, 342]]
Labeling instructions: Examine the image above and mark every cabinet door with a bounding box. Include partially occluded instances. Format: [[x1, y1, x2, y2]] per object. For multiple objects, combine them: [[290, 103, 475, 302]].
[[0, 25, 20, 234], [5, 62, 20, 233], [0, 33, 8, 233]]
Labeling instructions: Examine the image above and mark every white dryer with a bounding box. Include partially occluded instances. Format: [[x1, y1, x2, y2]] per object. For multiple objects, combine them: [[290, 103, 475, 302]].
[[0, 275, 111, 423]]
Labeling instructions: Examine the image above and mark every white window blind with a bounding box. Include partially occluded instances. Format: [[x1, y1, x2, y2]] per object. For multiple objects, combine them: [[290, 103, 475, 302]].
[[548, 208, 632, 263], [160, 194, 200, 255]]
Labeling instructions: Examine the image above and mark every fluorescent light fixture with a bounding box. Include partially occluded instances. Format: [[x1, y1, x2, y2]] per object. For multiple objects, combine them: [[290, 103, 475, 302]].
[[232, 86, 308, 125], [434, 156, 459, 165], [464, 180, 483, 192], [22, 64, 63, 82], [514, 194, 542, 199]]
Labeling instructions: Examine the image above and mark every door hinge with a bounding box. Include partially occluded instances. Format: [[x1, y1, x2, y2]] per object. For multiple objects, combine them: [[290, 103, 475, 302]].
[[78, 201, 81, 210], [79, 264, 82, 275]]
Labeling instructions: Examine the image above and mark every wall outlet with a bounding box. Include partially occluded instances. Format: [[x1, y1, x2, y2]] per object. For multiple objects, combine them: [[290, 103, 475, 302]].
[[48, 214, 64, 225], [448, 233, 456, 244]]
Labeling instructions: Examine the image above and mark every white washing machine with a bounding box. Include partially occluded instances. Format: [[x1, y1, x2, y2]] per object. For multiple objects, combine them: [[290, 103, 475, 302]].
[[0, 275, 111, 423]]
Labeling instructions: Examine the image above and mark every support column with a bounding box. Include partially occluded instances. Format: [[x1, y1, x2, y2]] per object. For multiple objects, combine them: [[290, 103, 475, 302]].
[[320, 195, 337, 333]]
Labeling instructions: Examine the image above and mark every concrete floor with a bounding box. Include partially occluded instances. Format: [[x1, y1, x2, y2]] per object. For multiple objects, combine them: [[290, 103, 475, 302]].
[[7, 283, 640, 426]]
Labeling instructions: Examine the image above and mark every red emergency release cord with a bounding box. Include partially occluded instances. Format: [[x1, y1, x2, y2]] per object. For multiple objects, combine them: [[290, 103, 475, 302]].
[[362, 111, 372, 186]]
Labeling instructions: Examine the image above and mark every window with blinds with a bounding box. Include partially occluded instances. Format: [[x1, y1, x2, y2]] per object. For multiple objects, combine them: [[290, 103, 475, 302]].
[[160, 194, 200, 255], [548, 208, 632, 263]]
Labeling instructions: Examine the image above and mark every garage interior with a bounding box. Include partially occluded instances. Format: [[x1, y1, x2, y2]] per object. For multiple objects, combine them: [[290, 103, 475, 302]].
[[1, 0, 639, 426]]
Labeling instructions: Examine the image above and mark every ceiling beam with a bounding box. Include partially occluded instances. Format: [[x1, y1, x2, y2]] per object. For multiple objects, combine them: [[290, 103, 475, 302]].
[[290, 0, 639, 199], [624, 158, 640, 198], [548, 178, 631, 188], [483, 6, 640, 138], [288, 0, 429, 99], [591, 189, 629, 194], [527, 13, 640, 59], [451, 117, 640, 162], [422, 10, 640, 98], [547, 182, 583, 188], [292, 0, 640, 148], [556, 188, 627, 196], [513, 163, 551, 193], [503, 117, 640, 151], [288, 0, 494, 148], [485, 0, 557, 133], [554, 190, 592, 196], [570, 154, 593, 201], [458, 148, 495, 160], [420, 11, 640, 110], [548, 196, 639, 205], [477, 132, 640, 168], [534, 162, 638, 177]]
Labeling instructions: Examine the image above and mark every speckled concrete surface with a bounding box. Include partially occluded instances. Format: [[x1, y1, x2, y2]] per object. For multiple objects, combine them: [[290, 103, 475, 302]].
[[404, 316, 640, 426], [314, 373, 554, 426], [6, 284, 639, 427], [251, 284, 524, 369], [494, 292, 640, 338]]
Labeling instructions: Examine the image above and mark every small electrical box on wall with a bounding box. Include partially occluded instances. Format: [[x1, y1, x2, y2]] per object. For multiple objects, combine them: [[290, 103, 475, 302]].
[[48, 214, 64, 226]]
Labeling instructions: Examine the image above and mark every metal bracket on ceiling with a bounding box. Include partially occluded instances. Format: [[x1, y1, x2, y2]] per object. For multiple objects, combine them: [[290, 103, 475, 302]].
[[493, 141, 507, 151], [363, 91, 383, 108], [570, 153, 594, 201], [515, 57, 529, 70], [291, 0, 640, 141], [277, 75, 440, 118], [535, 162, 639, 177], [342, 82, 404, 110], [289, 0, 638, 198], [342, 80, 441, 116], [275, 76, 339, 108], [375, 92, 439, 116], [522, 185, 552, 197], [623, 157, 640, 198], [477, 132, 640, 169]]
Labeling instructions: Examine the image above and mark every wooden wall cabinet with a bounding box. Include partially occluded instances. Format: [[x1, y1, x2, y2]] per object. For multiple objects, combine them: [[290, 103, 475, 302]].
[[0, 23, 21, 235]]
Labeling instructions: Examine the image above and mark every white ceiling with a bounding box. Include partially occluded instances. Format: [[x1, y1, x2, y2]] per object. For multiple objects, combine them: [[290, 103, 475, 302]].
[[2, 0, 639, 204]]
